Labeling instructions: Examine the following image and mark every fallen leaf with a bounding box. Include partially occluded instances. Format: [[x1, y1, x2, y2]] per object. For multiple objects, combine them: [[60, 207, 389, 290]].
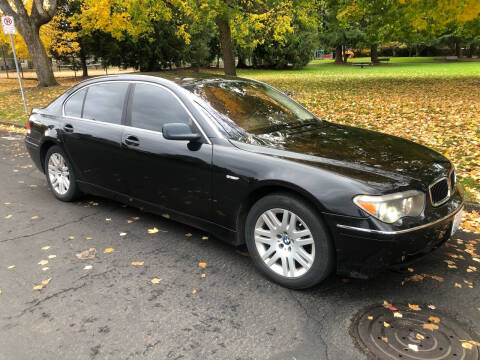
[[201, 273, 206, 278], [416, 333, 425, 340], [86, 237, 93, 240], [106, 218, 111, 222], [7, 265, 15, 269], [202, 236, 208, 240], [5, 214, 12, 219], [455, 282, 462, 288], [41, 246, 50, 250], [367, 315, 373, 320], [162, 213, 170, 219], [428, 304, 436, 310], [148, 227, 159, 234], [185, 233, 192, 237], [76, 248, 96, 260], [408, 344, 419, 352], [151, 278, 162, 284], [131, 261, 144, 266], [104, 248, 114, 253], [198, 262, 207, 268], [381, 336, 388, 343], [68, 236, 75, 240], [383, 321, 390, 328], [119, 232, 127, 236], [467, 266, 477, 272], [429, 316, 440, 323], [423, 323, 439, 330], [462, 342, 473, 350], [409, 304, 421, 311], [83, 265, 92, 270], [38, 260, 48, 266], [388, 305, 398, 311], [192, 289, 197, 294], [41, 267, 49, 271], [33, 285, 43, 291], [407, 267, 414, 272], [41, 278, 51, 286], [31, 216, 38, 220], [393, 312, 403, 318], [48, 254, 56, 259]]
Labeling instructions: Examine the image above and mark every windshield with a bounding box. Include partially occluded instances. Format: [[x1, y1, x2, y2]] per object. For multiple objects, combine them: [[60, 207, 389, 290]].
[[186, 80, 317, 139]]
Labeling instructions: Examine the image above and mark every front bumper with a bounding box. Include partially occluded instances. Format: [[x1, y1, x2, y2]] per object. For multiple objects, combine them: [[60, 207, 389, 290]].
[[324, 191, 464, 278]]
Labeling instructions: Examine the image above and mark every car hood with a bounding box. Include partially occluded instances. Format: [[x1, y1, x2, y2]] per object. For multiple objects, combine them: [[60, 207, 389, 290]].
[[231, 121, 451, 188]]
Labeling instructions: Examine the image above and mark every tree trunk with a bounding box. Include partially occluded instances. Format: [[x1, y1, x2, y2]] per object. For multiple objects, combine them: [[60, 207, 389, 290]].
[[392, 47, 396, 57], [1, 46, 9, 78], [415, 45, 421, 57], [17, 22, 57, 86], [370, 44, 379, 63], [334, 44, 343, 64], [79, 42, 88, 77], [215, 16, 236, 76], [237, 54, 248, 68], [455, 39, 461, 57]]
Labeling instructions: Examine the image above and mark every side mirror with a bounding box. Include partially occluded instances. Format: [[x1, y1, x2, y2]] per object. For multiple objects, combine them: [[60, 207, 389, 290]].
[[162, 123, 202, 142]]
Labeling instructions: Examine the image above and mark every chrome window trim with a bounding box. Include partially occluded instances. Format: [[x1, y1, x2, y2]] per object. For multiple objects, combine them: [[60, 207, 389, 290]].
[[61, 80, 212, 145], [336, 202, 464, 235]]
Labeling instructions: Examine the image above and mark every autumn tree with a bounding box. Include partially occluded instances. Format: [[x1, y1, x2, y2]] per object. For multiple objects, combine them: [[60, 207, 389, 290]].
[[0, 0, 59, 86]]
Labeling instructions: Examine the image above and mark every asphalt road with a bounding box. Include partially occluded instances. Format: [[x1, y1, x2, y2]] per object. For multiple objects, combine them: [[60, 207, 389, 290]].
[[0, 128, 479, 360]]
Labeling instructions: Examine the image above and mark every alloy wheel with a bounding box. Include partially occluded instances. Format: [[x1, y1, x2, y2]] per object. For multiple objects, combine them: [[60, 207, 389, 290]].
[[48, 153, 70, 195], [254, 208, 315, 278]]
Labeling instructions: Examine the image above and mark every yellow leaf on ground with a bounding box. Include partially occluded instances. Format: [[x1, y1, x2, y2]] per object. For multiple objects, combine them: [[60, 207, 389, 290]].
[[429, 316, 440, 323], [5, 214, 12, 219], [41, 278, 51, 286], [86, 237, 93, 240], [33, 285, 43, 291], [185, 233, 192, 237], [131, 261, 144, 266], [462, 342, 473, 350], [48, 254, 56, 259], [383, 322, 390, 327], [367, 316, 373, 320], [38, 260, 48, 266], [201, 273, 206, 278], [7, 265, 15, 269], [104, 248, 114, 253], [31, 216, 38, 220], [394, 312, 403, 318], [75, 248, 96, 260], [455, 283, 462, 288], [162, 214, 170, 219], [41, 246, 50, 250], [423, 323, 439, 330], [381, 336, 388, 343], [407, 267, 414, 272], [198, 262, 207, 268], [41, 267, 49, 271], [119, 232, 127, 236], [409, 304, 421, 311], [151, 278, 162, 284], [68, 236, 75, 240], [192, 289, 197, 294], [202, 236, 208, 240], [148, 227, 159, 234], [416, 333, 425, 340]]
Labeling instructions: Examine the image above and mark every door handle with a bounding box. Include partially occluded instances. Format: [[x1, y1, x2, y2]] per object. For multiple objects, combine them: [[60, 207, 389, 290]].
[[123, 135, 140, 147], [63, 124, 74, 133]]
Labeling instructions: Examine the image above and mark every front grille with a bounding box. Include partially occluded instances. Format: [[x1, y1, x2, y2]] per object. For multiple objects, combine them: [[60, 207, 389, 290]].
[[450, 169, 456, 191], [429, 178, 449, 206]]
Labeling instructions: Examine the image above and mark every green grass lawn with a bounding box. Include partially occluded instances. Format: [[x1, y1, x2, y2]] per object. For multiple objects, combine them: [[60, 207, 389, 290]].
[[1, 57, 479, 201]]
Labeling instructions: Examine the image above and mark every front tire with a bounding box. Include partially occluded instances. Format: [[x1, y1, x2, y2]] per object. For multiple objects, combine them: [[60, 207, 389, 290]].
[[45, 145, 81, 202], [245, 193, 334, 289]]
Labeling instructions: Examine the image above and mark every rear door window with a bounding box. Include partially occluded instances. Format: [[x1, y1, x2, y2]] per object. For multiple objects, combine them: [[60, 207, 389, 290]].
[[83, 82, 129, 124], [64, 88, 87, 118], [130, 83, 192, 132]]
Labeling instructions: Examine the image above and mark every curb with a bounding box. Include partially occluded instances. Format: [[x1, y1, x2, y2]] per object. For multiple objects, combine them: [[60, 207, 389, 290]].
[[0, 120, 27, 129]]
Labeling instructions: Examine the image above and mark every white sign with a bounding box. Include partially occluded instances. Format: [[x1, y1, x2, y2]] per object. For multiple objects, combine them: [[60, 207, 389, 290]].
[[2, 16, 15, 35]]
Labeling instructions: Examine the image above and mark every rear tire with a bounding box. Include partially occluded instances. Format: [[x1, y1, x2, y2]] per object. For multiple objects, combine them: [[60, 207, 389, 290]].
[[245, 193, 334, 289], [44, 145, 81, 202]]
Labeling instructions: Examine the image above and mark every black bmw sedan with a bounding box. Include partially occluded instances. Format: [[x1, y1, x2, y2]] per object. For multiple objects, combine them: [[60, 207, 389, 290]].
[[25, 73, 464, 289]]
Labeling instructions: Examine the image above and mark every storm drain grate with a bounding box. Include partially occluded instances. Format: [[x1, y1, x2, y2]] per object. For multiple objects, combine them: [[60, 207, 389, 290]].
[[353, 304, 479, 360]]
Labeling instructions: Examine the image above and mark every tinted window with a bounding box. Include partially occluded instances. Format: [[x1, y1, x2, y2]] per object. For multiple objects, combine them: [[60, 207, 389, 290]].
[[130, 83, 191, 132], [83, 83, 129, 124], [64, 88, 86, 118]]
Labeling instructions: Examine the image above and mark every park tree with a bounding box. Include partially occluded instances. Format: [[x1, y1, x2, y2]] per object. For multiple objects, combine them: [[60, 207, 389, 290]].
[[0, 0, 59, 86]]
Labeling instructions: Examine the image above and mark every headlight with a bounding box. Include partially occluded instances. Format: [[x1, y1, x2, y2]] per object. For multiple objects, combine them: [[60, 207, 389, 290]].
[[353, 190, 425, 224]]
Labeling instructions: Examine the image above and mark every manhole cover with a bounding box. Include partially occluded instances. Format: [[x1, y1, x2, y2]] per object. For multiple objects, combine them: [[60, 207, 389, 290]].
[[353, 304, 479, 360]]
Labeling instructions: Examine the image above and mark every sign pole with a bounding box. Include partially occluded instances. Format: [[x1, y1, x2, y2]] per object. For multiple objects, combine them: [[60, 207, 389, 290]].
[[8, 34, 28, 116]]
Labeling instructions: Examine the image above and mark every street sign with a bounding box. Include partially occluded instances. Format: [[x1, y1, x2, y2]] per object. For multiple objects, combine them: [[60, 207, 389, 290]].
[[1, 16, 16, 34]]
